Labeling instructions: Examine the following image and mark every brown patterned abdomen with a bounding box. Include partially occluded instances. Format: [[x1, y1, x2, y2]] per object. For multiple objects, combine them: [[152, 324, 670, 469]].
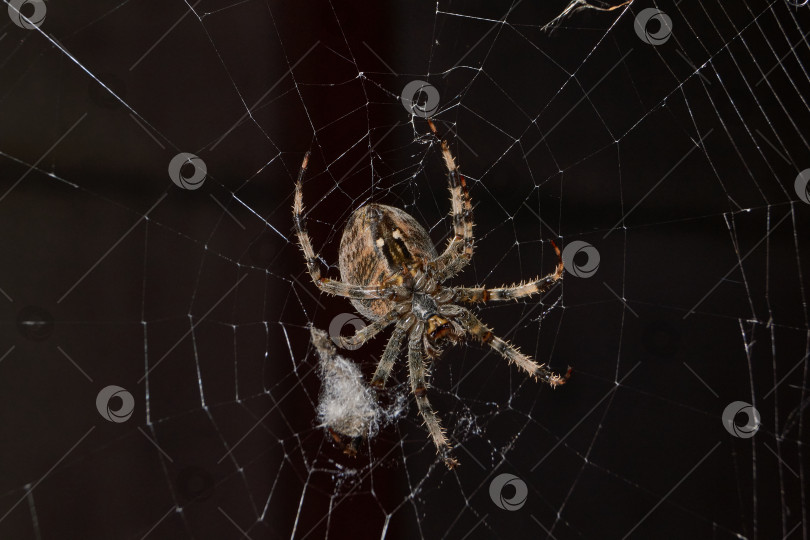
[[339, 204, 438, 320]]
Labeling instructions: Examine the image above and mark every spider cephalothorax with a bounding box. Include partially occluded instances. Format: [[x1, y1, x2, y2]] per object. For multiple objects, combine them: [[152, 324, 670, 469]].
[[294, 120, 569, 468]]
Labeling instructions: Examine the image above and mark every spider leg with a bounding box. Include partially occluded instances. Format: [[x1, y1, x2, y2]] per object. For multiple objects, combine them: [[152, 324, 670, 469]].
[[336, 311, 398, 349], [408, 322, 458, 469], [453, 241, 563, 303], [293, 153, 406, 300], [457, 307, 570, 387], [425, 120, 474, 281], [370, 314, 415, 387]]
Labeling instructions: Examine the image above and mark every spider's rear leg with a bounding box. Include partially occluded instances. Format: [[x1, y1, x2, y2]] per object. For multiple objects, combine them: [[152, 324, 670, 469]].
[[459, 308, 570, 387], [370, 313, 415, 388], [407, 324, 459, 469]]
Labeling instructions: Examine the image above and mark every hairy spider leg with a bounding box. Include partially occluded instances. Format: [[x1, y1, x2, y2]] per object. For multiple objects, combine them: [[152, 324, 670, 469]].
[[370, 314, 415, 387], [425, 119, 474, 280], [408, 321, 459, 469], [453, 241, 564, 303], [293, 152, 405, 300], [459, 307, 570, 387]]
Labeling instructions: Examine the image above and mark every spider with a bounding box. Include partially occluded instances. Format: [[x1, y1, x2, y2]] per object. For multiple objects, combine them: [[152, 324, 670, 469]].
[[293, 120, 570, 469]]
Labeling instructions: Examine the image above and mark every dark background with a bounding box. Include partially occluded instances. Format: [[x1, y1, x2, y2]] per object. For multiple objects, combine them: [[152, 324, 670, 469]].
[[1, 0, 809, 538]]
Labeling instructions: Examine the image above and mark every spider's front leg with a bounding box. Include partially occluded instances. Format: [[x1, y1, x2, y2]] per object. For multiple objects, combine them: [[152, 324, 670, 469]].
[[453, 241, 564, 303], [457, 307, 570, 387], [407, 322, 458, 469], [426, 120, 474, 281], [293, 153, 407, 301]]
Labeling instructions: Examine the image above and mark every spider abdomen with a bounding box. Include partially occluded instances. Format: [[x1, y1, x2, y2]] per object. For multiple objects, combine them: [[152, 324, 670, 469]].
[[338, 203, 438, 320]]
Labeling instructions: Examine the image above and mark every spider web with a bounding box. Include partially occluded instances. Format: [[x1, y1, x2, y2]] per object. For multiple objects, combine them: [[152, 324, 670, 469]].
[[0, 0, 809, 538]]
